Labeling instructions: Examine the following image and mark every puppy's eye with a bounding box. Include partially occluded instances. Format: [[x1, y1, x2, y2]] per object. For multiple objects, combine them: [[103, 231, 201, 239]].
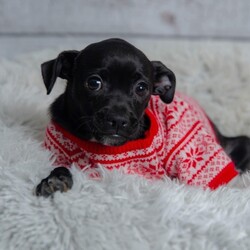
[[86, 75, 103, 91], [135, 82, 149, 96]]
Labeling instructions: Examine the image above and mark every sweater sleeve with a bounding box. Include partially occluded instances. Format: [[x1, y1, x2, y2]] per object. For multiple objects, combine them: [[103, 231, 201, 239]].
[[43, 123, 75, 168]]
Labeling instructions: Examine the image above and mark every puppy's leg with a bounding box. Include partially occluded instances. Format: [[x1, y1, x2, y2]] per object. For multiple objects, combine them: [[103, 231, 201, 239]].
[[212, 122, 250, 173], [35, 167, 73, 197], [221, 136, 250, 173]]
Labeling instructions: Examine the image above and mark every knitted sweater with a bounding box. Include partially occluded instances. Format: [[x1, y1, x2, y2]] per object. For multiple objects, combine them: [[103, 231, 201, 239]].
[[44, 92, 238, 189]]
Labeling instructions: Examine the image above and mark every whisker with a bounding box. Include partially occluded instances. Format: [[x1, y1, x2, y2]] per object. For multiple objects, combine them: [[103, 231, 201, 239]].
[[75, 116, 93, 132], [79, 115, 93, 121]]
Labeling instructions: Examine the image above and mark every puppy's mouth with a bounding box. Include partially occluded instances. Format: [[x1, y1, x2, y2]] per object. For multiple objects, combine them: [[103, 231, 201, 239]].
[[94, 133, 128, 146]]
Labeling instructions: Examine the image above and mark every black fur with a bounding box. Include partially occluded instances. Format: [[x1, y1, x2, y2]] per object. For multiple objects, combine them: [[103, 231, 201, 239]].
[[36, 38, 250, 197]]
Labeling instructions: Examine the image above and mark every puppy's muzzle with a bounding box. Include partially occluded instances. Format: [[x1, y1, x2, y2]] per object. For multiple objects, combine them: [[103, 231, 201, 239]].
[[106, 114, 129, 130], [94, 108, 138, 137]]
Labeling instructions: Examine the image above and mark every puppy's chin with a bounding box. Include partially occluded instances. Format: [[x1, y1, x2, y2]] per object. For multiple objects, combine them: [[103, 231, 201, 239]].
[[96, 135, 128, 146]]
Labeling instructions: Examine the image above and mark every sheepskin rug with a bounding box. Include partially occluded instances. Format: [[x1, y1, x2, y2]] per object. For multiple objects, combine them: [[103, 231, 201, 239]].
[[1, 39, 250, 250]]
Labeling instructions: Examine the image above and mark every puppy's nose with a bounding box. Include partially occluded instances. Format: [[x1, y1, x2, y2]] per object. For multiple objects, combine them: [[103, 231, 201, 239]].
[[107, 116, 129, 130]]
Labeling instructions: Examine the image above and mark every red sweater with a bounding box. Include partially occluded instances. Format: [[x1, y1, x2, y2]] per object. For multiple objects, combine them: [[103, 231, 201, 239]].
[[44, 92, 238, 189]]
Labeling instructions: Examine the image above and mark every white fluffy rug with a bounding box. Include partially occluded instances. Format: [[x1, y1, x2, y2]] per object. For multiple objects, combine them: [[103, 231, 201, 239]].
[[1, 39, 250, 250]]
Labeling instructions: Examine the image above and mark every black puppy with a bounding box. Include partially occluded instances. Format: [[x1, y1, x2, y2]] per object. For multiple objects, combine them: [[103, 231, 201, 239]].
[[36, 38, 250, 197]]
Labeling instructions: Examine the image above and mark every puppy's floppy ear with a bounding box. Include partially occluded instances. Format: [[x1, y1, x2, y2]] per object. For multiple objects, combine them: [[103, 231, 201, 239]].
[[41, 50, 79, 94], [152, 61, 176, 104]]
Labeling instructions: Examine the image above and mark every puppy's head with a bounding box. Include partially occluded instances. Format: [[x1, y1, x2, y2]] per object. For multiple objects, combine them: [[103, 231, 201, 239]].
[[41, 38, 176, 146]]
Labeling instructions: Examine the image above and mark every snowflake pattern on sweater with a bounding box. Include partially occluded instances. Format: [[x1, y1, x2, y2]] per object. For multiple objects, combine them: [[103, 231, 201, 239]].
[[44, 92, 238, 189]]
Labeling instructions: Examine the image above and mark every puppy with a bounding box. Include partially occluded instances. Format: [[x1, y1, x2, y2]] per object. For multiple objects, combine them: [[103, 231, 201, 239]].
[[36, 38, 250, 197]]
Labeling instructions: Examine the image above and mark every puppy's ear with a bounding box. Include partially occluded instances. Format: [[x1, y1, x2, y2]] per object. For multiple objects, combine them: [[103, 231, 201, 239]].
[[152, 61, 176, 104], [41, 50, 79, 94]]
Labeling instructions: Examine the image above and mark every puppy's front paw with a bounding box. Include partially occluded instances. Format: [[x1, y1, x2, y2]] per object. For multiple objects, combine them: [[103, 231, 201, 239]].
[[35, 167, 73, 197]]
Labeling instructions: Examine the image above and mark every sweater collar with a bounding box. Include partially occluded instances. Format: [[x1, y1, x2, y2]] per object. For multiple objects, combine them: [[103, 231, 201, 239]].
[[52, 108, 159, 155]]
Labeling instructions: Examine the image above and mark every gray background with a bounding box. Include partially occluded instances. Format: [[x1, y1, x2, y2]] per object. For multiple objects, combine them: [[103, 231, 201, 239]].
[[1, 0, 250, 58]]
